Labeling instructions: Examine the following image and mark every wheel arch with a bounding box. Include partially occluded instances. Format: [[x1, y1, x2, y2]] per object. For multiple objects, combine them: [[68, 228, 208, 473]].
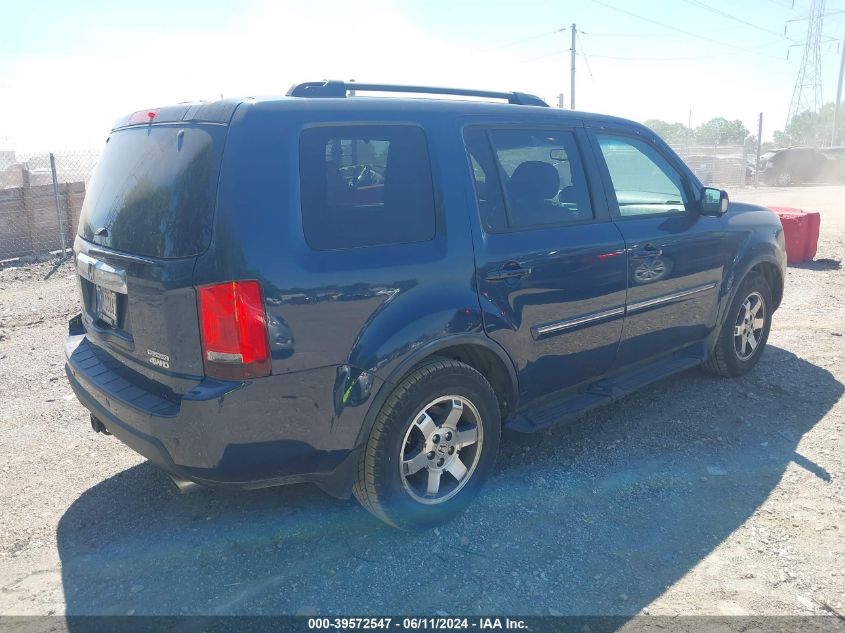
[[354, 334, 519, 448], [726, 255, 784, 313], [751, 260, 784, 310], [720, 221, 786, 318]]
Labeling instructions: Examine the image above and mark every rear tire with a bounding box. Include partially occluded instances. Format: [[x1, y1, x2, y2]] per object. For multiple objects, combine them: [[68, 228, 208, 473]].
[[703, 271, 773, 377], [353, 358, 501, 530]]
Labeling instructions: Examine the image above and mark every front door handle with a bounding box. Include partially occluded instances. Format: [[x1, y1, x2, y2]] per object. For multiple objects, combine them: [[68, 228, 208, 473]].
[[485, 265, 532, 282], [630, 244, 663, 259]]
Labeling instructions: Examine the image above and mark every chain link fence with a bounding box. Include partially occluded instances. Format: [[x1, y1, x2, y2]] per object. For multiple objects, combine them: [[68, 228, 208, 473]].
[[670, 144, 751, 188], [0, 149, 99, 262]]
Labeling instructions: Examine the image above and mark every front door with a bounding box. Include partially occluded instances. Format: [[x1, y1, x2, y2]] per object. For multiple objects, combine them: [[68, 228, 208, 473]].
[[464, 126, 628, 402], [590, 131, 732, 367]]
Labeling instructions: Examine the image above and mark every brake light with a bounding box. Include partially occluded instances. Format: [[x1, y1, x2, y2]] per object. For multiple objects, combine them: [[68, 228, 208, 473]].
[[196, 280, 271, 380], [128, 108, 159, 124]]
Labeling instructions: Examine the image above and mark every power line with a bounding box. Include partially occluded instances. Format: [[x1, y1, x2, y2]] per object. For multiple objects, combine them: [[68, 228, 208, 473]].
[[520, 49, 727, 63], [678, 0, 795, 40], [519, 33, 787, 64], [786, 8, 845, 23], [576, 31, 595, 80], [476, 27, 566, 54], [764, 0, 796, 9], [585, 31, 690, 38], [518, 50, 567, 63], [592, 0, 787, 60], [585, 49, 769, 61]]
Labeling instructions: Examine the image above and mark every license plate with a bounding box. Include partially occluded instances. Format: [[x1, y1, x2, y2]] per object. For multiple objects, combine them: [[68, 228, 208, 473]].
[[96, 286, 118, 326]]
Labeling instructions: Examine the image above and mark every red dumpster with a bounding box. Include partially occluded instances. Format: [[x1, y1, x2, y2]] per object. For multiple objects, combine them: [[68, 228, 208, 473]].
[[768, 207, 821, 264]]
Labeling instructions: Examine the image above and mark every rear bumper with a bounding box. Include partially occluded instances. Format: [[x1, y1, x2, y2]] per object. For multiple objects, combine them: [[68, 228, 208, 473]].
[[64, 320, 364, 496]]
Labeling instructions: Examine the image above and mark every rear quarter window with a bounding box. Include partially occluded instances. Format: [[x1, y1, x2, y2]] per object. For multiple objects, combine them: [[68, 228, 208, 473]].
[[299, 125, 436, 250]]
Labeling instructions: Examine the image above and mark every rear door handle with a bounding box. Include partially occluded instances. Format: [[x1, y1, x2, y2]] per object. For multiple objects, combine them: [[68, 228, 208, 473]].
[[630, 244, 663, 259], [485, 265, 532, 282]]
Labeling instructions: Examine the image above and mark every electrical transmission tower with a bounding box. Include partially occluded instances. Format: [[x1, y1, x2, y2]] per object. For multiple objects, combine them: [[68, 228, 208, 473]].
[[787, 0, 826, 125]]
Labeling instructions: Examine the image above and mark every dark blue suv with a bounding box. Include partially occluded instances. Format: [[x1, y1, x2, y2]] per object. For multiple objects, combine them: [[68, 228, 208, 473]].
[[65, 81, 786, 529]]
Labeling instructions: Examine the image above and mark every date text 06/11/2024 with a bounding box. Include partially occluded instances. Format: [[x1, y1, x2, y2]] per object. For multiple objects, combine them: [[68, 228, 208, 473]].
[[307, 618, 528, 630]]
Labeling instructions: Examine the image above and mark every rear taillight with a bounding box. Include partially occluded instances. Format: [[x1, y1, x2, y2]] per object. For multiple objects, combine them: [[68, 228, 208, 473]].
[[196, 280, 271, 380]]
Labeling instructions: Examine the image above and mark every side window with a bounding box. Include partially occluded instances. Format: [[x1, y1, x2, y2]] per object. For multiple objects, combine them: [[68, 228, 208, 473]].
[[596, 134, 688, 218], [464, 128, 507, 232], [469, 154, 486, 189], [464, 128, 593, 232], [299, 125, 436, 250]]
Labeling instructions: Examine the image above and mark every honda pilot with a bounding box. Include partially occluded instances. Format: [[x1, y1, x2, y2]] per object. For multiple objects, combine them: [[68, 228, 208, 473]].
[[65, 81, 786, 529]]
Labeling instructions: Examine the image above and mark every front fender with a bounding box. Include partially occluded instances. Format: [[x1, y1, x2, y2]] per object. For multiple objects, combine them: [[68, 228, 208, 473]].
[[717, 203, 786, 326]]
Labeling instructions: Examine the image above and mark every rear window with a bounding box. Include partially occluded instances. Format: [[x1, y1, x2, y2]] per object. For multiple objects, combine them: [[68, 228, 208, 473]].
[[78, 124, 226, 258], [299, 125, 436, 250]]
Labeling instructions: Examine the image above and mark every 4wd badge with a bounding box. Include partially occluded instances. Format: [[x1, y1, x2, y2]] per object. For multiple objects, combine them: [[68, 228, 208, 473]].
[[147, 349, 170, 369]]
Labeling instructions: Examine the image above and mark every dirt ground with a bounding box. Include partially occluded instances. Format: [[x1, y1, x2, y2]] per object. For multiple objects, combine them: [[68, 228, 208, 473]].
[[0, 185, 843, 618]]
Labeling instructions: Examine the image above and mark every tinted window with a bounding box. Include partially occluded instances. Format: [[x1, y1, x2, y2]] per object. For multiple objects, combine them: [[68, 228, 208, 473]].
[[464, 129, 507, 233], [596, 134, 688, 218], [299, 125, 436, 250], [466, 129, 592, 232], [78, 124, 226, 258]]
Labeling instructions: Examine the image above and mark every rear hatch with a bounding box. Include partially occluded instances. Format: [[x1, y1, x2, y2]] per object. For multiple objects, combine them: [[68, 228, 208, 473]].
[[75, 114, 231, 397]]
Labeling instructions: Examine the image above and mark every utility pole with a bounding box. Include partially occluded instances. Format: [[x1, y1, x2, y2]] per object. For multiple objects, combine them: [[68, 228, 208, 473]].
[[755, 113, 763, 188], [557, 93, 565, 109], [688, 109, 693, 152], [570, 23, 577, 110], [832, 33, 845, 146]]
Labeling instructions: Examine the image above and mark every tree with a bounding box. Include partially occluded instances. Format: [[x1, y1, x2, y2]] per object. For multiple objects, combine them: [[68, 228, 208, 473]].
[[772, 129, 792, 148], [772, 102, 845, 147], [643, 119, 694, 144], [694, 118, 750, 145]]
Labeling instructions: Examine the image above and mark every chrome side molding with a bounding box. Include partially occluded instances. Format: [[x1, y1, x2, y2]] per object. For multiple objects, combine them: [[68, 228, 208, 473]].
[[626, 282, 717, 314], [532, 306, 625, 339], [530, 282, 718, 340]]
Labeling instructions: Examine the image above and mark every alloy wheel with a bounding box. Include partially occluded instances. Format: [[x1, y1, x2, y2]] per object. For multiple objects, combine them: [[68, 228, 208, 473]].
[[775, 171, 793, 186], [733, 291, 766, 360], [399, 395, 483, 504]]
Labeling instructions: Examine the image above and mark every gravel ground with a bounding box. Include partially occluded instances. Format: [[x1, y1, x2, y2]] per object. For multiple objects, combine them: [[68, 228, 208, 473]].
[[0, 185, 843, 617]]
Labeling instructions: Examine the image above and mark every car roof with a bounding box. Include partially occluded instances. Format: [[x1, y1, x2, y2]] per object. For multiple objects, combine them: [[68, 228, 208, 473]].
[[112, 95, 647, 133], [243, 94, 644, 127]]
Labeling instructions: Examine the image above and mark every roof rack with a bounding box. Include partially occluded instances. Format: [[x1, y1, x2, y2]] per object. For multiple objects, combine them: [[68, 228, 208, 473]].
[[286, 80, 549, 107]]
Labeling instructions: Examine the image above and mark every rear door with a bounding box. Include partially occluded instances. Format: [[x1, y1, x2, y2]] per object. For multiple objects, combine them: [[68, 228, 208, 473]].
[[75, 122, 228, 395], [464, 125, 628, 402], [588, 130, 731, 367]]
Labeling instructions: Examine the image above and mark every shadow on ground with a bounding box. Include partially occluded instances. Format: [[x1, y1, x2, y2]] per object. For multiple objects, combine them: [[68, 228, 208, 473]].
[[57, 346, 842, 616], [794, 258, 841, 271]]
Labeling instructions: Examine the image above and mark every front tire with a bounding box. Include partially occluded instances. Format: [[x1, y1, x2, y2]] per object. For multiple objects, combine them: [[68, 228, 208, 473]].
[[353, 358, 501, 530], [703, 271, 773, 377]]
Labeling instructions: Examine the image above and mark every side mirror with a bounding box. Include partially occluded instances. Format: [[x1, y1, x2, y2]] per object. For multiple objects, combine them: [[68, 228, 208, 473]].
[[700, 187, 729, 217]]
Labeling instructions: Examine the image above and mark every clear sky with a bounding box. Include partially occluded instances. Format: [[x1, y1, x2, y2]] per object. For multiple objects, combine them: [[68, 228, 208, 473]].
[[2, 0, 844, 150]]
